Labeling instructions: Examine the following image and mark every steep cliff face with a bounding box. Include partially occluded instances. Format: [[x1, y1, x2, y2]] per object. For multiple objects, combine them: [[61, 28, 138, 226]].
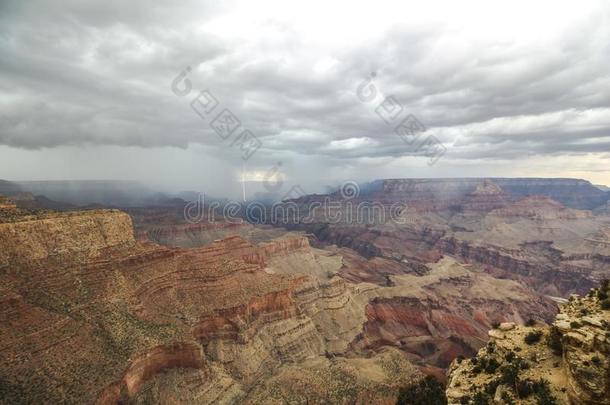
[[446, 282, 610, 404], [0, 209, 135, 265]]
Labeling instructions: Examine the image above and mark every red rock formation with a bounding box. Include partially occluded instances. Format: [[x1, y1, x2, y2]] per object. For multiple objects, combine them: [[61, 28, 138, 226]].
[[353, 292, 556, 368], [193, 285, 302, 343], [96, 342, 205, 405]]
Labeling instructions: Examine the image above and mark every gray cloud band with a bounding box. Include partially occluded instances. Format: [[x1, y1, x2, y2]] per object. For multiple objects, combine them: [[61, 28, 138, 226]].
[[172, 66, 262, 161], [356, 72, 447, 166]]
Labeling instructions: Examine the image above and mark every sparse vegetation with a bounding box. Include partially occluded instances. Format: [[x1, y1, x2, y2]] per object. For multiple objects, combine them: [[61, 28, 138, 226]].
[[500, 363, 520, 389], [501, 391, 516, 405], [525, 318, 536, 327], [396, 375, 447, 405], [524, 330, 543, 345], [483, 358, 500, 373], [472, 391, 492, 405], [531, 379, 558, 405], [546, 326, 563, 355]]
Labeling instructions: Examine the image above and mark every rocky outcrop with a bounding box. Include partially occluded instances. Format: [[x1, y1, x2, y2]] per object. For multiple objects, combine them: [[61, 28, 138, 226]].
[[554, 290, 610, 405], [446, 281, 610, 404]]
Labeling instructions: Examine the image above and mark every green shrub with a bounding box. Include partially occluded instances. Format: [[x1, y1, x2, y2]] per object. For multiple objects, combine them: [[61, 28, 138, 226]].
[[501, 391, 516, 405], [459, 396, 471, 405], [517, 379, 534, 398], [396, 375, 447, 405], [570, 321, 581, 328], [532, 379, 558, 405], [546, 326, 563, 355], [524, 330, 543, 345], [483, 379, 500, 395], [500, 363, 520, 388], [601, 299, 610, 310], [483, 358, 500, 373], [472, 391, 492, 405]]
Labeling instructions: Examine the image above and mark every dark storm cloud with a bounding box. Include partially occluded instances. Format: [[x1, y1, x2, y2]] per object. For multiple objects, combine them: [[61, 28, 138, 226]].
[[1, 0, 609, 169]]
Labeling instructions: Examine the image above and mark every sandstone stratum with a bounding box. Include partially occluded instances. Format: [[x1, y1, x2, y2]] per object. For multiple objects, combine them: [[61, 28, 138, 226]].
[[1, 197, 556, 404]]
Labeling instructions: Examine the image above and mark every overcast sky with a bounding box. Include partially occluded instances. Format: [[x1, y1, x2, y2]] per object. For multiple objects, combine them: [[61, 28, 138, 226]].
[[1, 0, 609, 198]]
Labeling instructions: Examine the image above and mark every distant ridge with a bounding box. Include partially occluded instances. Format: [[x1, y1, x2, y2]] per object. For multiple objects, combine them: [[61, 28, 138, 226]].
[[352, 178, 608, 210]]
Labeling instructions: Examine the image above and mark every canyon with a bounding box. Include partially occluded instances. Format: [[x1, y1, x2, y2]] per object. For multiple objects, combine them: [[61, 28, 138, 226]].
[[0, 177, 609, 404]]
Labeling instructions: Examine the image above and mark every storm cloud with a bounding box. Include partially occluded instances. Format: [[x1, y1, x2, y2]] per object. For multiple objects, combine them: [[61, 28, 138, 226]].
[[1, 0, 609, 194]]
